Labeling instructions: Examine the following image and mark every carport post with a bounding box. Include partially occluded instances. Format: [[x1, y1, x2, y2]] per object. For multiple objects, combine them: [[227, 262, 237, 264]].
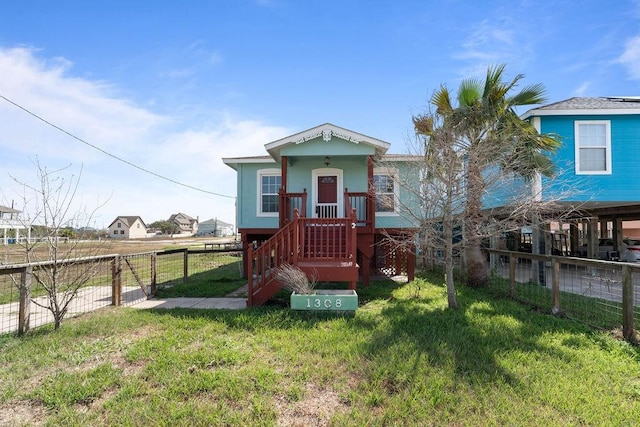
[[587, 218, 598, 259], [613, 218, 624, 259]]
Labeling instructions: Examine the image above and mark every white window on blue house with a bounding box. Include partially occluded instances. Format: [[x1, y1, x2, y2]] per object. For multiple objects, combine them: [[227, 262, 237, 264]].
[[575, 121, 611, 174], [373, 168, 399, 215], [257, 169, 281, 216]]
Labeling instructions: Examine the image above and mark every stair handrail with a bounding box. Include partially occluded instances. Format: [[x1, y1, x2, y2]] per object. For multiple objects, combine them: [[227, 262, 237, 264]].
[[247, 208, 301, 306]]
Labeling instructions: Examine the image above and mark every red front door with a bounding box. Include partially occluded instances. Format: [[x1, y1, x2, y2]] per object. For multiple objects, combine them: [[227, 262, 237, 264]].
[[317, 175, 338, 218]]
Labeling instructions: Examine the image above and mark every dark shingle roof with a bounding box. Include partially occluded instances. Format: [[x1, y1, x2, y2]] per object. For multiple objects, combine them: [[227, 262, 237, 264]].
[[536, 97, 640, 110]]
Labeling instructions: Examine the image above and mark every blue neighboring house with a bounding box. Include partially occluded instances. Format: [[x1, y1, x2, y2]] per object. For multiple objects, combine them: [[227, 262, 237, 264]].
[[521, 96, 640, 257], [223, 123, 421, 305]]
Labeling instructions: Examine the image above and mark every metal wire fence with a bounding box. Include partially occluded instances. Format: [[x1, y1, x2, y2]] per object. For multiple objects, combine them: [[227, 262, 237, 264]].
[[487, 250, 639, 341], [0, 248, 244, 335], [421, 249, 639, 342]]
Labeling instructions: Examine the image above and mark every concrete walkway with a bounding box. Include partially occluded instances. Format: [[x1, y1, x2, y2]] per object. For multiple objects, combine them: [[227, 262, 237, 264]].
[[132, 297, 246, 310], [131, 284, 249, 310]]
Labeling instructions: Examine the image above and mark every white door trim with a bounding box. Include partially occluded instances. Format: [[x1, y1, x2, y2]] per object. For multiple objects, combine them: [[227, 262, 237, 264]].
[[311, 168, 343, 218]]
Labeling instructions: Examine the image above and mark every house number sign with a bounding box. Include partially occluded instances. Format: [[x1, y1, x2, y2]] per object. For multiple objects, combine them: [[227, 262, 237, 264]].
[[306, 298, 343, 309], [290, 290, 358, 311]]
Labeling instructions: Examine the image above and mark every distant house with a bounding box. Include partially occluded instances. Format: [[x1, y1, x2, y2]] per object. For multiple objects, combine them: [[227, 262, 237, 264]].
[[0, 205, 29, 244], [169, 213, 198, 235], [107, 216, 147, 239], [197, 218, 235, 237]]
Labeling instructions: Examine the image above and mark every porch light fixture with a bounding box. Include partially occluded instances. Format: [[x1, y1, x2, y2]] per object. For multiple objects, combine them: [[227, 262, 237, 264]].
[[324, 156, 330, 166]]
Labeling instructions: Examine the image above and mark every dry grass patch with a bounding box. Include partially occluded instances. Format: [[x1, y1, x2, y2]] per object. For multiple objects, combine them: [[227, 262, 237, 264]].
[[0, 399, 48, 426], [275, 383, 350, 427]]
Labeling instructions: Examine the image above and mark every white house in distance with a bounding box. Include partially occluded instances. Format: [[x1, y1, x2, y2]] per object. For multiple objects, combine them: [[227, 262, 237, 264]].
[[107, 216, 147, 239], [197, 218, 235, 237], [0, 205, 29, 244]]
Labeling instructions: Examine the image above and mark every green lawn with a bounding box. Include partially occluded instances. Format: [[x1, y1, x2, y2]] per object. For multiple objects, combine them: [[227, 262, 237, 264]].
[[0, 273, 638, 426], [155, 253, 244, 298]]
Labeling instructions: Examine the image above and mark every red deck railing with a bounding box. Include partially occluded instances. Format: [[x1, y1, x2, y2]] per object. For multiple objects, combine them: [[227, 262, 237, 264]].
[[344, 188, 374, 232], [246, 208, 359, 306], [279, 189, 307, 228]]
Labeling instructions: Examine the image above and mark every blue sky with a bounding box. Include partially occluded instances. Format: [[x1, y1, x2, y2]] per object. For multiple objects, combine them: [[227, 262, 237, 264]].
[[1, 0, 640, 229]]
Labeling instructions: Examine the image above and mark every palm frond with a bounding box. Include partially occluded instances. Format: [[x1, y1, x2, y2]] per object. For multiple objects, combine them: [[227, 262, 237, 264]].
[[510, 83, 547, 106], [457, 79, 482, 107], [432, 86, 454, 115]]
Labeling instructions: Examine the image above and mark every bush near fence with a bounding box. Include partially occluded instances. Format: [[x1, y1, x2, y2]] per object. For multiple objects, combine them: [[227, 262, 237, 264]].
[[0, 248, 242, 335]]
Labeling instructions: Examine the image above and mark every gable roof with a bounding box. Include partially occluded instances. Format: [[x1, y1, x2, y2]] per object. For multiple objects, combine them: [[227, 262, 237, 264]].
[[265, 123, 391, 161], [522, 96, 640, 118], [199, 218, 233, 227], [0, 205, 21, 214], [108, 216, 146, 228], [222, 124, 392, 169], [169, 212, 196, 222]]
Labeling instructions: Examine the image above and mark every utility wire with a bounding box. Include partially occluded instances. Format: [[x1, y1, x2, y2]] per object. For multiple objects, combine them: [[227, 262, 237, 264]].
[[0, 94, 235, 199]]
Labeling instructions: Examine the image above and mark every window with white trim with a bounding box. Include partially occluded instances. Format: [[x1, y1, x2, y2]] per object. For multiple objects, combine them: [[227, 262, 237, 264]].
[[373, 169, 399, 214], [257, 169, 281, 216], [575, 121, 611, 174]]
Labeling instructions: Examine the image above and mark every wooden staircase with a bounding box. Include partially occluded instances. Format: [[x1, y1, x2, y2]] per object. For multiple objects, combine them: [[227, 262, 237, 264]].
[[246, 209, 359, 306]]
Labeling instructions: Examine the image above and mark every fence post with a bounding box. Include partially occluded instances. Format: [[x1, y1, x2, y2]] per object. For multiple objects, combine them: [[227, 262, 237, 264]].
[[18, 266, 32, 335], [622, 265, 636, 343], [183, 249, 188, 283], [551, 258, 561, 315], [509, 252, 516, 298], [112, 255, 122, 306], [150, 252, 157, 297]]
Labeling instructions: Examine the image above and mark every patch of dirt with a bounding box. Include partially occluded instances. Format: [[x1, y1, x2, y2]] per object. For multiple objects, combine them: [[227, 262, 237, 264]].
[[275, 383, 350, 427], [0, 399, 48, 426]]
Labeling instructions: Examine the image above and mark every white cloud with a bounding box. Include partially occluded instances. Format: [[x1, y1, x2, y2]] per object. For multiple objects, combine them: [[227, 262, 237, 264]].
[[456, 20, 517, 64], [618, 35, 640, 79], [453, 15, 535, 83], [0, 46, 288, 228], [574, 81, 591, 96]]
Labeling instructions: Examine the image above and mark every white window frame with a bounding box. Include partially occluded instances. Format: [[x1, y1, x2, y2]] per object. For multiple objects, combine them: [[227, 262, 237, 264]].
[[373, 167, 400, 216], [256, 168, 282, 217], [574, 120, 611, 175]]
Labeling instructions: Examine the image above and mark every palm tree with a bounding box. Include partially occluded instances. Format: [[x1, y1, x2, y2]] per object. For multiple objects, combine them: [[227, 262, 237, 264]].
[[432, 64, 561, 288]]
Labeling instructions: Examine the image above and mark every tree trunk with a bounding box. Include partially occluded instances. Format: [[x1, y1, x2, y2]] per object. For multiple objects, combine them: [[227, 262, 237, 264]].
[[464, 152, 489, 288], [443, 153, 458, 308], [444, 209, 458, 308]]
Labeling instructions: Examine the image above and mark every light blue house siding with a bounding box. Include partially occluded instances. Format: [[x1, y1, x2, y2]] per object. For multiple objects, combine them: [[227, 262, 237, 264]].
[[540, 114, 640, 202], [226, 124, 421, 231], [233, 156, 420, 229], [235, 161, 279, 229]]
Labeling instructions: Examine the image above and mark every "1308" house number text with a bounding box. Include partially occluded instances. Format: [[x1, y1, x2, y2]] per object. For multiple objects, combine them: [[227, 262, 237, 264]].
[[306, 298, 342, 308]]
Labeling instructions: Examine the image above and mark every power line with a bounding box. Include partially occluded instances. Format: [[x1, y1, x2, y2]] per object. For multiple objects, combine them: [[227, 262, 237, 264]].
[[0, 94, 235, 199]]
